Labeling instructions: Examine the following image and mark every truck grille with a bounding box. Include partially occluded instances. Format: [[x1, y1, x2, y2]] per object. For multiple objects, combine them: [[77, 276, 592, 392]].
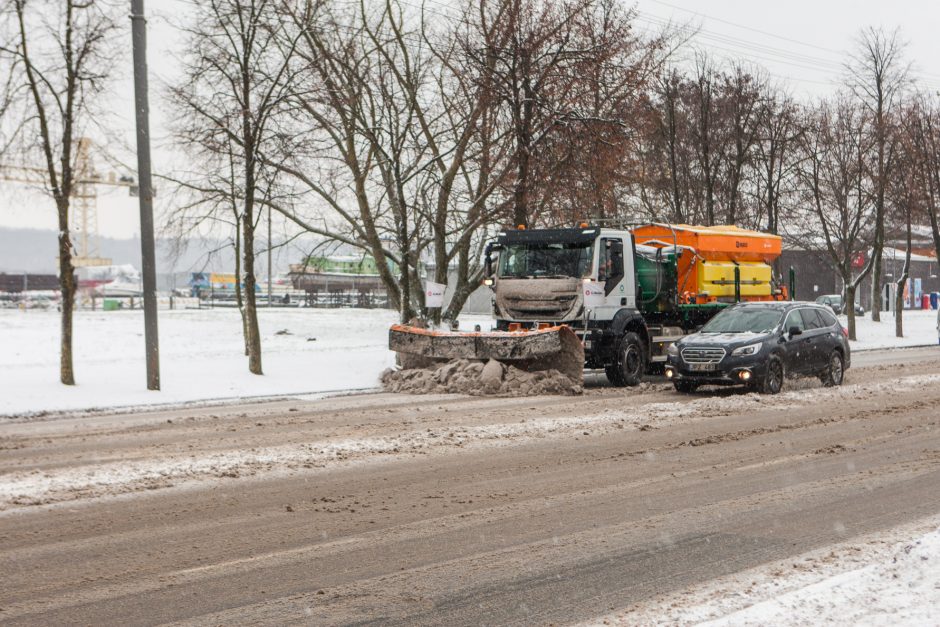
[[681, 347, 726, 364], [504, 296, 576, 320]]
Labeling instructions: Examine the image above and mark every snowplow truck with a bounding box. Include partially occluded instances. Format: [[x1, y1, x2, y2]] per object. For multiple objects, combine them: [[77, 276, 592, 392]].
[[389, 223, 787, 387]]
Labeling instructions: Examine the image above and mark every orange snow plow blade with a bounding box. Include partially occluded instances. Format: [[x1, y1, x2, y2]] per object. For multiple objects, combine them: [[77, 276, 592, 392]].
[[388, 324, 584, 382]]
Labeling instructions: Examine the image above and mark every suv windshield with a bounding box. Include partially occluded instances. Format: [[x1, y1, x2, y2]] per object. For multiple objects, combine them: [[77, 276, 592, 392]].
[[498, 242, 593, 279], [700, 308, 783, 334]]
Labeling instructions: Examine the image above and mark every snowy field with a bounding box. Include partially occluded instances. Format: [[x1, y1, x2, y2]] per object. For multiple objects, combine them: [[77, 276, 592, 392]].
[[0, 307, 937, 417], [0, 308, 401, 416]]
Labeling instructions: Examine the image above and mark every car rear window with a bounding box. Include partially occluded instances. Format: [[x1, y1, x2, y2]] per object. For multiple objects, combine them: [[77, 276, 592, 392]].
[[817, 308, 838, 327], [803, 309, 827, 330]]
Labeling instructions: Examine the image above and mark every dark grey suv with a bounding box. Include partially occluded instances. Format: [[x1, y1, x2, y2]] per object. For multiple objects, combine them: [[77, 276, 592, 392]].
[[664, 302, 851, 394]]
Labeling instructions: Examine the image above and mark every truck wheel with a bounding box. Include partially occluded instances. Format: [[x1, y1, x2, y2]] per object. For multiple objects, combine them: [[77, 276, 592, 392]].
[[606, 332, 645, 387], [604, 365, 625, 387], [760, 355, 784, 394], [819, 350, 844, 387]]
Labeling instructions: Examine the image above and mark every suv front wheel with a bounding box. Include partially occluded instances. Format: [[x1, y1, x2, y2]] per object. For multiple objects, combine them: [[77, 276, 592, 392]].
[[756, 355, 784, 394]]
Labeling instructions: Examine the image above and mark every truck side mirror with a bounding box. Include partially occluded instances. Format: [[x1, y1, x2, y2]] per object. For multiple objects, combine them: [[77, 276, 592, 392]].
[[484, 243, 500, 279]]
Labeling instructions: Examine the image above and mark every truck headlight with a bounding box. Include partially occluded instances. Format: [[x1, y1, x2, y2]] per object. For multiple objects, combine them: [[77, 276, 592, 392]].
[[666, 343, 679, 357], [731, 343, 761, 357]]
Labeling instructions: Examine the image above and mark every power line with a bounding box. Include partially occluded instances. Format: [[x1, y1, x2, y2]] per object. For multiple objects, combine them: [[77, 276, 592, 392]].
[[635, 11, 844, 71], [636, 10, 940, 92], [640, 1, 940, 85], [646, 0, 845, 56]]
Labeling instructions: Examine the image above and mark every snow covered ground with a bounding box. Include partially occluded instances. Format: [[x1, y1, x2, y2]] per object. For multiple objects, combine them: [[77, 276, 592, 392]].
[[0, 306, 936, 416], [842, 308, 939, 351], [592, 514, 940, 626], [0, 308, 401, 416]]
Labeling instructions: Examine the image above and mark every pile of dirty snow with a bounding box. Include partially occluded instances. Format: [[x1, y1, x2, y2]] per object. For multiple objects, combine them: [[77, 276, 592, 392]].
[[381, 359, 583, 396]]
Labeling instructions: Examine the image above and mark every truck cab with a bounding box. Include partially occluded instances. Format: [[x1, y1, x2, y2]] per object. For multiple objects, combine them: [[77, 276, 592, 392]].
[[485, 227, 653, 386]]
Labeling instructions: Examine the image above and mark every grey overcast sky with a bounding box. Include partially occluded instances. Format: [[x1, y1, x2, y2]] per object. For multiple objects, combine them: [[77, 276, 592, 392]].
[[4, 0, 940, 239], [636, 0, 940, 96]]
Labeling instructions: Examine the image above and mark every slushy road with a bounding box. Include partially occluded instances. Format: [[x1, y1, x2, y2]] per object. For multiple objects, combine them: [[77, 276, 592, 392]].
[[2, 346, 939, 625]]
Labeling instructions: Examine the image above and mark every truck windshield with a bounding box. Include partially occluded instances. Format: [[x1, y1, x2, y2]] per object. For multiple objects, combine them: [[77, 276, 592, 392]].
[[700, 308, 782, 334], [498, 242, 593, 279]]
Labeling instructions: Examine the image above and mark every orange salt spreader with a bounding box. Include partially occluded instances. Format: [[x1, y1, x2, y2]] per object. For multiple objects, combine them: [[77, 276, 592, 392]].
[[632, 224, 785, 304]]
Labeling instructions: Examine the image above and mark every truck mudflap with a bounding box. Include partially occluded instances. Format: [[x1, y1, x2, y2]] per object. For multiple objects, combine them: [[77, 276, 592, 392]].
[[389, 324, 584, 383]]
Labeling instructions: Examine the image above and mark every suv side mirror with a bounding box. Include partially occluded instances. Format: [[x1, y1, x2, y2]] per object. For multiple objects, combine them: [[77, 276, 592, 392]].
[[788, 326, 802, 338]]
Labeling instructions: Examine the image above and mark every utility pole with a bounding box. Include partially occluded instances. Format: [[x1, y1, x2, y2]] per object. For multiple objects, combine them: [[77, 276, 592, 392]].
[[131, 0, 160, 390]]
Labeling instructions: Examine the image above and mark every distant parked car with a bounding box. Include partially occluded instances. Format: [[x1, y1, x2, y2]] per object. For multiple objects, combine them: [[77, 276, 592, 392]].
[[815, 294, 864, 316], [665, 302, 851, 394]]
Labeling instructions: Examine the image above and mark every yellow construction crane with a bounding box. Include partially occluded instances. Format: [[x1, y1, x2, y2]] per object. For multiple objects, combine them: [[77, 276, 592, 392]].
[[0, 138, 138, 267]]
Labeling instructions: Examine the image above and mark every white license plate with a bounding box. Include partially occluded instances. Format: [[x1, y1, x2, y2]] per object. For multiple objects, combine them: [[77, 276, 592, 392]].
[[689, 363, 717, 372]]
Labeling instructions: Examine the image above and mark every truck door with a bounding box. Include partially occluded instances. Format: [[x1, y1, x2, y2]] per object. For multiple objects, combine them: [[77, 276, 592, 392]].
[[594, 237, 634, 319]]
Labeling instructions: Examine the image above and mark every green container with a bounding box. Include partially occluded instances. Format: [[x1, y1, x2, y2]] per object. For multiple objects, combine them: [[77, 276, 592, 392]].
[[635, 252, 677, 312], [103, 299, 120, 311]]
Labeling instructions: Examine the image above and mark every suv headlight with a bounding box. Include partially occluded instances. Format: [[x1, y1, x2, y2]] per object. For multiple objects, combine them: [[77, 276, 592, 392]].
[[731, 343, 761, 357], [666, 343, 679, 357]]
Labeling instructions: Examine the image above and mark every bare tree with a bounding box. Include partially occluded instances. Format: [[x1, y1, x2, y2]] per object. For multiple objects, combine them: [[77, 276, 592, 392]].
[[645, 69, 689, 222], [478, 0, 668, 227], [0, 0, 117, 385], [845, 26, 909, 322], [718, 62, 765, 226], [162, 137, 254, 356], [266, 0, 517, 322], [795, 98, 875, 340], [891, 99, 936, 337], [686, 53, 726, 226], [170, 0, 302, 375], [754, 89, 802, 235], [505, 0, 671, 225], [905, 95, 940, 291]]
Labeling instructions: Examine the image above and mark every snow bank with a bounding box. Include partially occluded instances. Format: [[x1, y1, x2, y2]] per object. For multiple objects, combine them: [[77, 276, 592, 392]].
[[700, 526, 940, 625], [844, 308, 939, 351], [590, 515, 940, 626]]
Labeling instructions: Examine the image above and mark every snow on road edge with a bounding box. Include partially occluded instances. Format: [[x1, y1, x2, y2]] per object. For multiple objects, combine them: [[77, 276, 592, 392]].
[[3, 372, 939, 511], [587, 513, 940, 627]]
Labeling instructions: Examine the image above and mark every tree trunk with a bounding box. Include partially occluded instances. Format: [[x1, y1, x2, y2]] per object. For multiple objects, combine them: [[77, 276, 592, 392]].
[[442, 241, 477, 323], [57, 205, 76, 385], [242, 214, 263, 375], [234, 217, 249, 356], [870, 246, 883, 322], [896, 210, 913, 338], [845, 283, 858, 341], [894, 278, 906, 337], [513, 145, 530, 228], [398, 225, 416, 323], [870, 92, 887, 323]]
